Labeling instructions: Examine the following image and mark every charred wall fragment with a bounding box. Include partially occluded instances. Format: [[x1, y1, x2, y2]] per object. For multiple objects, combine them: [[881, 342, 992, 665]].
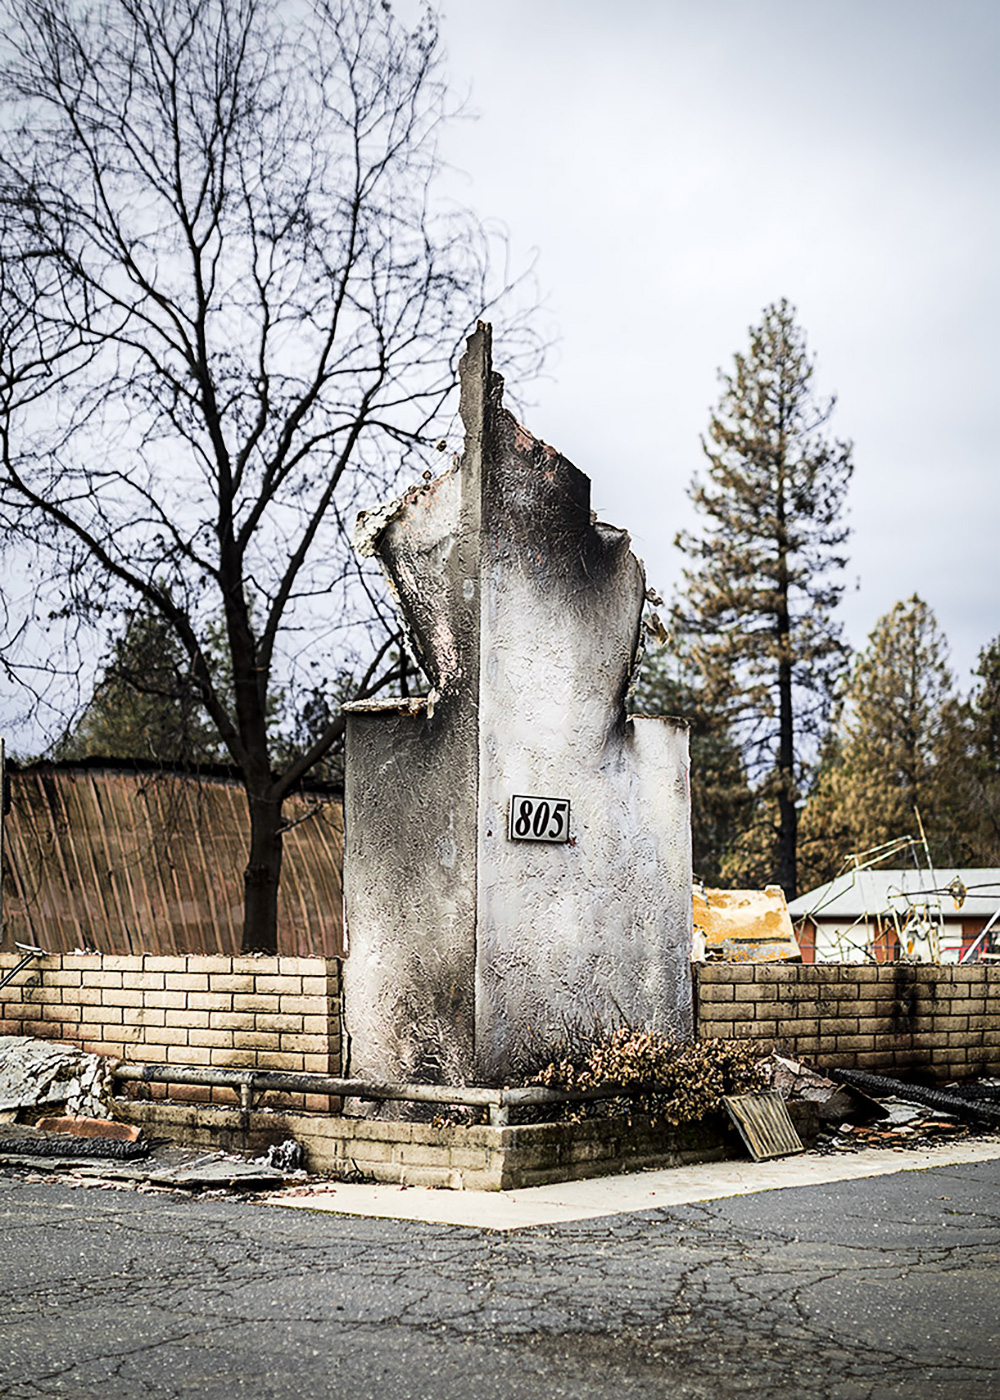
[[342, 324, 692, 1089]]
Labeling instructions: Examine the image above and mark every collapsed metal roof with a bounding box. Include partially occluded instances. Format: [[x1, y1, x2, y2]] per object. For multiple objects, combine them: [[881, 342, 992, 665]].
[[693, 884, 801, 962]]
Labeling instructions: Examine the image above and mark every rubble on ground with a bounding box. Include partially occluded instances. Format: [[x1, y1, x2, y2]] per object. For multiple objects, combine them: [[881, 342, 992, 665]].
[[767, 1051, 1000, 1155], [0, 1036, 118, 1118]]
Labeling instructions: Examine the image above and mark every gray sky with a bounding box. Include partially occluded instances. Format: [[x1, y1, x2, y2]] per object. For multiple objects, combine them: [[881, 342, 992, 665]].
[[438, 0, 999, 687]]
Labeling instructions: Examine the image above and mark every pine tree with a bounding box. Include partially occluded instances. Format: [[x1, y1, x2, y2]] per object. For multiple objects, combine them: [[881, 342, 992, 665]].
[[799, 595, 955, 881], [633, 642, 753, 884], [932, 636, 1000, 867], [60, 607, 223, 767], [676, 300, 853, 899], [969, 637, 1000, 860]]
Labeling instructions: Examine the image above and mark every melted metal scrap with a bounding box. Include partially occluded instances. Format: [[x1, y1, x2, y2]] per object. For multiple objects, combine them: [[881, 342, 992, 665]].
[[694, 885, 801, 962], [0, 1036, 118, 1117]]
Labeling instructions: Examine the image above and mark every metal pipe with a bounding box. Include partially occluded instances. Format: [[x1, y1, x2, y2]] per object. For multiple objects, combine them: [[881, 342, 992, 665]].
[[112, 1062, 631, 1112], [0, 943, 46, 993]]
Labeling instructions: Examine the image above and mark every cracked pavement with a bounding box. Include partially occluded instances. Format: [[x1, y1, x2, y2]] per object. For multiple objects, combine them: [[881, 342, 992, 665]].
[[1, 1159, 998, 1399]]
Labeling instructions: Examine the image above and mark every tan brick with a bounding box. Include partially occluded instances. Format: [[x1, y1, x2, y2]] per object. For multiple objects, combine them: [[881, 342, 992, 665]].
[[142, 990, 188, 1010], [188, 1029, 234, 1049], [209, 974, 255, 994], [233, 994, 281, 1014], [132, 1006, 166, 1028], [43, 970, 82, 987], [699, 965, 754, 984], [913, 1032, 949, 1049], [300, 976, 329, 998], [210, 1048, 258, 1067], [167, 1044, 210, 1065], [699, 1003, 741, 1022], [301, 1053, 330, 1074], [278, 957, 326, 976], [165, 1009, 210, 1029], [279, 1034, 328, 1054], [836, 1034, 875, 1051], [778, 1018, 818, 1038], [752, 1003, 782, 1023], [165, 973, 209, 993], [102, 989, 144, 1008], [256, 1051, 304, 1071], [42, 1002, 79, 1021], [857, 1016, 893, 1035], [950, 998, 985, 1016], [754, 964, 800, 984], [697, 982, 735, 1002], [947, 1035, 972, 1050], [212, 1011, 257, 1032], [142, 956, 182, 971], [147, 1026, 188, 1046], [821, 1017, 857, 1035], [232, 1030, 283, 1049], [392, 1142, 450, 1168], [107, 1024, 142, 1045], [255, 975, 300, 996], [697, 1020, 731, 1039], [186, 992, 232, 1012], [933, 1015, 968, 1033], [278, 996, 317, 1016], [94, 1006, 123, 1025], [231, 956, 280, 976], [301, 1015, 329, 1035], [120, 971, 166, 991], [255, 1013, 301, 1034], [734, 983, 776, 1003], [186, 956, 228, 973], [969, 1014, 1000, 1031], [87, 970, 123, 988]]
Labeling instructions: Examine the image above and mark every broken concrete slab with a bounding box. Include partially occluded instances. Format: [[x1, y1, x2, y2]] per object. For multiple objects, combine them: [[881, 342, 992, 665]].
[[0, 1036, 117, 1117]]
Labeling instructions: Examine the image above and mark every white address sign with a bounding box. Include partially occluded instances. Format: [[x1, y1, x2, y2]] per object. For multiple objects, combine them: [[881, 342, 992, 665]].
[[508, 794, 571, 843]]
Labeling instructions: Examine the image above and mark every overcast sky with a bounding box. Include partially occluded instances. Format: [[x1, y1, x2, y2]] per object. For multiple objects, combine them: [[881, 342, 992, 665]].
[[437, 0, 998, 687]]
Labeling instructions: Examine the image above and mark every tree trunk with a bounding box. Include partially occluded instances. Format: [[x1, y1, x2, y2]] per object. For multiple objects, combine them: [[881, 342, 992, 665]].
[[242, 789, 284, 954]]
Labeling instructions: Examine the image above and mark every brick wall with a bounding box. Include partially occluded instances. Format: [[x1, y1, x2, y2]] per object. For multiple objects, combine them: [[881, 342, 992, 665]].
[[0, 952, 340, 1109], [695, 962, 1000, 1081]]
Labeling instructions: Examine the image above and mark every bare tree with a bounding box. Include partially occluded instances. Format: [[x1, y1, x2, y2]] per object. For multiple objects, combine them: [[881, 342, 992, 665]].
[[0, 0, 540, 951]]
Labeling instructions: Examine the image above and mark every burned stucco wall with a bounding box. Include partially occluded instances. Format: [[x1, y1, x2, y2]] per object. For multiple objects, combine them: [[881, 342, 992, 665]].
[[342, 324, 692, 1086]]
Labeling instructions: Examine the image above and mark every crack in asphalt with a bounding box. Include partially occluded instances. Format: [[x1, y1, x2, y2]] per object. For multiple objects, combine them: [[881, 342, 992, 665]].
[[1, 1162, 999, 1399]]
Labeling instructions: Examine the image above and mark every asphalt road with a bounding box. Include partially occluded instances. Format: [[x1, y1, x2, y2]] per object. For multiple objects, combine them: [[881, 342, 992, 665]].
[[1, 1159, 998, 1400]]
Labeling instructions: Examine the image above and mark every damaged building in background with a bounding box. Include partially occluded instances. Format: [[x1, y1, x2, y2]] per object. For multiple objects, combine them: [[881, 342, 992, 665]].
[[788, 866, 1000, 963]]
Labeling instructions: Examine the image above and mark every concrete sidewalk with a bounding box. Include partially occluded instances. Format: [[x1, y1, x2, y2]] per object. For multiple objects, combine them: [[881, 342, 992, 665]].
[[266, 1134, 1000, 1229]]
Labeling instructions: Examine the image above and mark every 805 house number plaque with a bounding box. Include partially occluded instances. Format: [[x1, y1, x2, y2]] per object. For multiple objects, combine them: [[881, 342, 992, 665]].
[[508, 795, 571, 843]]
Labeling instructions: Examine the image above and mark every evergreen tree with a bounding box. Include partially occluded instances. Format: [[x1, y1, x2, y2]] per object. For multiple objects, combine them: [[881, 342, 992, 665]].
[[968, 637, 1000, 860], [633, 642, 753, 884], [676, 300, 853, 898], [60, 607, 223, 766], [931, 636, 1000, 867], [799, 595, 955, 881]]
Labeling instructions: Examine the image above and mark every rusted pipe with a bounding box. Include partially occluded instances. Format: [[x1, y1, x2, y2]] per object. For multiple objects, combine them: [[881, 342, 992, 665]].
[[111, 1062, 631, 1116]]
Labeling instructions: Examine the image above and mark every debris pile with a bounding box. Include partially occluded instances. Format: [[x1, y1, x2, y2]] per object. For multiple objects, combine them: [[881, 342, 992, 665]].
[[0, 1036, 118, 1119], [768, 1052, 1000, 1154]]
